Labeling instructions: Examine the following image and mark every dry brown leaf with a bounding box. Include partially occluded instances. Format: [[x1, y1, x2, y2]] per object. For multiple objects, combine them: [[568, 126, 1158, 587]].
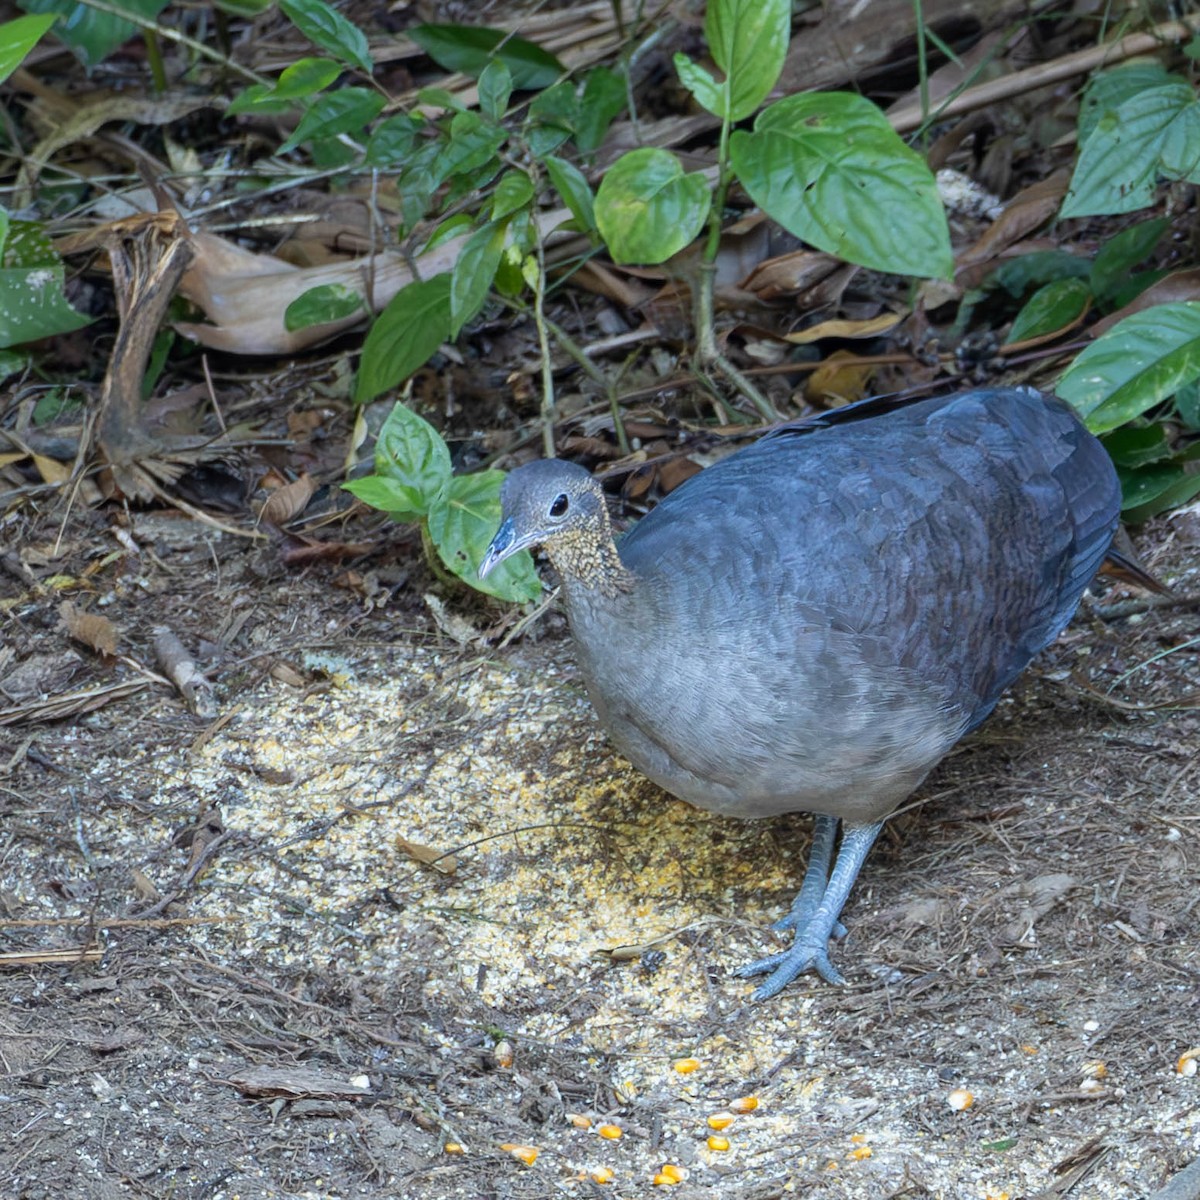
[[258, 473, 315, 526], [805, 350, 876, 407], [956, 169, 1071, 281], [1090, 268, 1200, 338], [786, 313, 901, 344], [32, 454, 71, 484], [741, 249, 841, 301], [396, 833, 457, 875], [60, 601, 119, 657], [269, 662, 307, 688]]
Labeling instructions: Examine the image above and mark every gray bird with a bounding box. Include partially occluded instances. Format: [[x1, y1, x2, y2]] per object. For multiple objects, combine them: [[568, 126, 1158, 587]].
[[479, 388, 1120, 999]]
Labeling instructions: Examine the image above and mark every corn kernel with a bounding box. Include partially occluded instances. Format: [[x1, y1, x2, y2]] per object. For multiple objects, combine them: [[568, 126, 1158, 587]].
[[948, 1088, 974, 1111], [850, 1133, 867, 1144], [493, 1039, 514, 1068], [1178, 1049, 1200, 1076], [729, 1096, 759, 1113], [443, 1142, 464, 1155], [850, 1146, 872, 1160], [567, 1113, 593, 1129], [660, 1164, 686, 1182], [1081, 1060, 1107, 1079], [652, 1174, 678, 1186], [707, 1136, 730, 1151], [598, 1123, 623, 1140], [672, 1057, 701, 1074], [707, 1111, 735, 1130], [500, 1143, 538, 1165], [590, 1166, 614, 1184]]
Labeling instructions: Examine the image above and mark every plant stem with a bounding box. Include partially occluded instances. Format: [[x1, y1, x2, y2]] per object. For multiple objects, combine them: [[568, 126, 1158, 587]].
[[143, 31, 167, 94], [532, 242, 556, 459], [544, 316, 630, 455]]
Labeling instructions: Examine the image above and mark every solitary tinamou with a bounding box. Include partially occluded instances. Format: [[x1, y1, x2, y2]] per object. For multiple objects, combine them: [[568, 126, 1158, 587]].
[[479, 387, 1120, 999]]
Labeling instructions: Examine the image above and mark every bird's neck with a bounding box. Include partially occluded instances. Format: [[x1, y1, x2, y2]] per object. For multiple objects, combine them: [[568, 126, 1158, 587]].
[[546, 525, 634, 600]]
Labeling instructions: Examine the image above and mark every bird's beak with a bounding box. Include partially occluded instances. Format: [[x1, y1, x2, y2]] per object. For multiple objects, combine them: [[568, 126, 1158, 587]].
[[479, 517, 521, 578]]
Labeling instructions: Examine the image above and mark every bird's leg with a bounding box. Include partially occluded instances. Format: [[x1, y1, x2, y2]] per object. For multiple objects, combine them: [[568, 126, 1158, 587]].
[[736, 819, 885, 999], [770, 814, 847, 940]]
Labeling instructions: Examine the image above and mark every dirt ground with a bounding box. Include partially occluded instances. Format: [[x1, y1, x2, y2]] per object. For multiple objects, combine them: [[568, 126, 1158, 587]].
[[2, 485, 1199, 1200]]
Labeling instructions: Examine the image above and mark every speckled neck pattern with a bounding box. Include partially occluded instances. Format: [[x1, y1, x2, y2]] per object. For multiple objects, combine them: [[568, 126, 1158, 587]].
[[546, 514, 634, 599]]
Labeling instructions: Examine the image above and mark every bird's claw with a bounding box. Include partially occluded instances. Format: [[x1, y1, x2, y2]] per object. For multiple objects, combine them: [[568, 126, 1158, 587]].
[[771, 912, 847, 941], [735, 937, 846, 999]]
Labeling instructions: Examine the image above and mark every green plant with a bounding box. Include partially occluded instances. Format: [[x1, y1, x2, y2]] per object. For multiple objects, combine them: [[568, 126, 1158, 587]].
[[342, 401, 540, 603]]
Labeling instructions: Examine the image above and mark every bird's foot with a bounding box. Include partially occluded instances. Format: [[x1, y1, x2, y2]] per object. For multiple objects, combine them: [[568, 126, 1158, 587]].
[[771, 911, 847, 941], [735, 935, 845, 1000]]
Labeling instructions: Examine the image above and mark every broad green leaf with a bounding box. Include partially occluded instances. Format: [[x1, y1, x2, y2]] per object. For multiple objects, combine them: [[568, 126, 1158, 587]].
[[227, 83, 294, 117], [365, 114, 419, 166], [988, 250, 1090, 298], [730, 91, 952, 278], [0, 13, 57, 84], [430, 470, 542, 601], [18, 0, 168, 68], [284, 283, 363, 332], [1062, 83, 1196, 218], [424, 212, 474, 253], [492, 170, 533, 221], [674, 54, 723, 118], [372, 400, 452, 514], [408, 23, 563, 90], [1175, 379, 1200, 429], [1101, 423, 1171, 467], [273, 56, 342, 99], [279, 87, 384, 153], [1090, 217, 1168, 305], [594, 147, 710, 265], [1005, 277, 1090, 344], [1078, 62, 1177, 145], [575, 66, 626, 153], [279, 0, 372, 73], [450, 221, 506, 337], [0, 349, 26, 380], [343, 472, 423, 520], [703, 0, 790, 121], [1119, 462, 1200, 521], [545, 155, 596, 233], [434, 110, 506, 179], [1057, 301, 1200, 432], [0, 220, 90, 348], [356, 274, 452, 405], [478, 59, 512, 120]]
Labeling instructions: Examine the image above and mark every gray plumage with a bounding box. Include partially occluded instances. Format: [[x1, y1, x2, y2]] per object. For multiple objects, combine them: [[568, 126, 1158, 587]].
[[480, 387, 1120, 998]]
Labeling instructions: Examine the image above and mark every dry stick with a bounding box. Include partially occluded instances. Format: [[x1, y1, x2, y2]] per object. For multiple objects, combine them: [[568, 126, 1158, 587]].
[[888, 16, 1200, 133]]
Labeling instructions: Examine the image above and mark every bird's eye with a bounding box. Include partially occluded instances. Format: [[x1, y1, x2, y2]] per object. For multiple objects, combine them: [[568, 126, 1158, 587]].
[[549, 493, 569, 517]]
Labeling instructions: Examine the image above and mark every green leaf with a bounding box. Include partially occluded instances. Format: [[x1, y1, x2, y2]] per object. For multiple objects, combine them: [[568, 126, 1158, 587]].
[[674, 54, 723, 118], [988, 250, 1090, 298], [356, 274, 452, 405], [1119, 462, 1200, 521], [594, 147, 710, 265], [450, 221, 506, 337], [575, 66, 626, 153], [0, 349, 27, 381], [18, 0, 168, 68], [1005, 277, 1090, 344], [1062, 83, 1197, 218], [279, 87, 384, 153], [1090, 218, 1168, 305], [1078, 62, 1177, 145], [408, 23, 563, 90], [279, 0, 372, 73], [273, 56, 342, 99], [284, 283, 364, 332], [491, 170, 533, 221], [0, 13, 57, 84], [343, 473, 424, 520], [1101, 423, 1171, 467], [730, 91, 952, 278], [1057, 301, 1200, 432], [545, 155, 596, 233], [365, 114, 419, 167], [434, 110, 506, 179], [0, 219, 90, 349], [371, 400, 452, 514], [430, 470, 542, 601], [703, 0, 790, 121], [227, 83, 295, 117], [478, 59, 512, 120], [1175, 379, 1200, 429]]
